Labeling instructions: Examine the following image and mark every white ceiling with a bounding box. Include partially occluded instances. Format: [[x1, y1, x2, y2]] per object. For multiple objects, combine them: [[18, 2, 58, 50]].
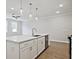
[[6, 0, 72, 19]]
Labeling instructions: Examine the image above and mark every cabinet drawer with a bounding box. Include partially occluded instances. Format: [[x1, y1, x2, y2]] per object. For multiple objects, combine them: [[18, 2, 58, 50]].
[[20, 40, 33, 48], [33, 39, 37, 45]]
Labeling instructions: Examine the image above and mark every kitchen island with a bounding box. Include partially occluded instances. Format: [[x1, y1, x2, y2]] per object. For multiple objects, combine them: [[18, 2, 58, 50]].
[[6, 34, 49, 59]]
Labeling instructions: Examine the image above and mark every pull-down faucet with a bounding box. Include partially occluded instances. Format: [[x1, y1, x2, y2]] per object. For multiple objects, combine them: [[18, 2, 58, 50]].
[[32, 28, 37, 36]]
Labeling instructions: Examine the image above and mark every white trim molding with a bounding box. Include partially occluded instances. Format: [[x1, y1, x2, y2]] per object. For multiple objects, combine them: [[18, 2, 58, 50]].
[[50, 40, 69, 43]]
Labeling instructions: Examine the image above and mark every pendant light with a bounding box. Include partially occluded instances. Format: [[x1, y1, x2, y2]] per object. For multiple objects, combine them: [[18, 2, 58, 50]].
[[35, 8, 38, 20], [29, 2, 33, 18], [20, 0, 23, 15]]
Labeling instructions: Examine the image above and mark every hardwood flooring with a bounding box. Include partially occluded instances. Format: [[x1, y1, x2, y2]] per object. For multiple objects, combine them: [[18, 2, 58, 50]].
[[37, 41, 69, 59]]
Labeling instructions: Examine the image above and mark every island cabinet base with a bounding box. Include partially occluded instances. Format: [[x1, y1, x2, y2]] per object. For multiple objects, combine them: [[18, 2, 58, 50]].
[[7, 35, 49, 59], [6, 41, 20, 59]]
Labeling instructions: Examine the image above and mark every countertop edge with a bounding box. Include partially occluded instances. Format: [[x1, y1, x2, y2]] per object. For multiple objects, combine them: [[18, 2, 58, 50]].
[[6, 34, 48, 43]]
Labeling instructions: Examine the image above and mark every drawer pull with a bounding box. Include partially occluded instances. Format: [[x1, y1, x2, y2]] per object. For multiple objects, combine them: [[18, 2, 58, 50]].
[[41, 41, 43, 44], [30, 47, 32, 51], [24, 43, 28, 46]]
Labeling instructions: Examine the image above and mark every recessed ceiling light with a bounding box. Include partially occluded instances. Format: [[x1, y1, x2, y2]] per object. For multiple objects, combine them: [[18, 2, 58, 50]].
[[56, 11, 60, 14], [11, 8, 14, 10], [59, 4, 63, 7]]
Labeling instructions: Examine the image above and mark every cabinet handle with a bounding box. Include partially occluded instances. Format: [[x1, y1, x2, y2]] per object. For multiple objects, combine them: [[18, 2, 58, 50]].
[[24, 43, 28, 45], [41, 41, 43, 44], [30, 47, 32, 51], [24, 43, 28, 46], [22, 48, 26, 52], [10, 46, 15, 51]]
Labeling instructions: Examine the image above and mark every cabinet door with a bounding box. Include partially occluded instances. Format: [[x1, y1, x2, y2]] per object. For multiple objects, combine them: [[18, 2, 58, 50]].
[[41, 37, 45, 51], [6, 41, 19, 59], [31, 39, 38, 59], [38, 38, 42, 55], [38, 37, 45, 55], [20, 47, 32, 59], [20, 41, 33, 59]]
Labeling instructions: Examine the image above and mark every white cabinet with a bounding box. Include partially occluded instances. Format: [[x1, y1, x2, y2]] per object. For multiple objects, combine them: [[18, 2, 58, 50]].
[[20, 40, 33, 59], [38, 37, 45, 55], [7, 36, 45, 59], [20, 39, 38, 59], [20, 47, 32, 59], [31, 39, 38, 59], [6, 41, 19, 59]]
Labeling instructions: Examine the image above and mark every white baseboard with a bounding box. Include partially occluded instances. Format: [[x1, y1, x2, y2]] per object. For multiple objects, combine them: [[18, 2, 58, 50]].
[[50, 40, 69, 43]]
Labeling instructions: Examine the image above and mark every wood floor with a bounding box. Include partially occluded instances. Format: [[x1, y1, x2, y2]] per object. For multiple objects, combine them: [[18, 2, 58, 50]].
[[37, 41, 69, 59]]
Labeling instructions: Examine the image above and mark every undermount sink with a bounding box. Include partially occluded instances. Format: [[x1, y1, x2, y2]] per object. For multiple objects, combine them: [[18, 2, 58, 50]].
[[33, 35, 41, 37]]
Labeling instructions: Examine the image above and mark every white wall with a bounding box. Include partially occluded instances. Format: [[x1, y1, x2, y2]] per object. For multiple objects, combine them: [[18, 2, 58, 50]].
[[22, 21, 32, 35], [47, 13, 72, 43], [22, 13, 72, 43]]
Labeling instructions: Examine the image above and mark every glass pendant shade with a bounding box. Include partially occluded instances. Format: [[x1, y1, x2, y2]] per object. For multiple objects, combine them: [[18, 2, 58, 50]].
[[20, 8, 23, 15], [35, 17, 38, 20], [29, 14, 32, 17]]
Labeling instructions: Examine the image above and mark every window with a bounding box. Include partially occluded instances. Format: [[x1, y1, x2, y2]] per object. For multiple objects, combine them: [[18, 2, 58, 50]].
[[6, 18, 22, 36], [11, 21, 17, 32]]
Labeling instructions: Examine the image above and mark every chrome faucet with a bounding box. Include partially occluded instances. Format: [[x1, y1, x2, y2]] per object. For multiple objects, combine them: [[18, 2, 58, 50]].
[[32, 28, 37, 36]]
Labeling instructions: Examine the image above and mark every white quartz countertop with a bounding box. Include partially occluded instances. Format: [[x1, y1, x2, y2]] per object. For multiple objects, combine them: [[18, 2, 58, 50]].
[[6, 34, 48, 43]]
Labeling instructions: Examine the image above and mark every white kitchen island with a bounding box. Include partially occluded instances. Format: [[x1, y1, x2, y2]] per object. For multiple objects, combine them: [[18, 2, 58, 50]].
[[6, 34, 48, 59]]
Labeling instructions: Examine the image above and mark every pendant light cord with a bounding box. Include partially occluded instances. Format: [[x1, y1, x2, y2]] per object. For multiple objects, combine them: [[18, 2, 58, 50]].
[[20, 0, 22, 9], [36, 8, 38, 16]]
